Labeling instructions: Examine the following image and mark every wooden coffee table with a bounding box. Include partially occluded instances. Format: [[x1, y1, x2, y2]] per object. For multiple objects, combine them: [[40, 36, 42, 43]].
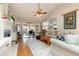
[[40, 35, 51, 45]]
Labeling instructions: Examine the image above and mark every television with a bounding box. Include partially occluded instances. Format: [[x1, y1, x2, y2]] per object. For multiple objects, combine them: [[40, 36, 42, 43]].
[[4, 29, 10, 37]]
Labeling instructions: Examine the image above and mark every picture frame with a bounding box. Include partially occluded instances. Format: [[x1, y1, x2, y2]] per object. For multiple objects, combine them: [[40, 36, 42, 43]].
[[64, 11, 76, 29]]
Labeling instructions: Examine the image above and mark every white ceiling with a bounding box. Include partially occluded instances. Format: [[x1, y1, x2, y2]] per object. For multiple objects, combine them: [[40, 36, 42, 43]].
[[10, 3, 64, 24]]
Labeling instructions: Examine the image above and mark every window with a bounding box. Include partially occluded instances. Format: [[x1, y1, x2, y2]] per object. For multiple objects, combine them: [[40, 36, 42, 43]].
[[42, 22, 49, 31]]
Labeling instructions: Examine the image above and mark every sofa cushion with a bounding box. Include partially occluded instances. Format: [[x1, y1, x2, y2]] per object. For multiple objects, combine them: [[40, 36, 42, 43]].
[[65, 35, 79, 44]]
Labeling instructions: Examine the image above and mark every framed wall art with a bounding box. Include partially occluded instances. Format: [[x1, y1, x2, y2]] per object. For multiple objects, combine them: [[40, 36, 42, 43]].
[[64, 11, 76, 29]]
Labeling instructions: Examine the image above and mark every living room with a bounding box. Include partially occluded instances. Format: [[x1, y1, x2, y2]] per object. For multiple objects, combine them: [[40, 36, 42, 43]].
[[1, 3, 79, 56]]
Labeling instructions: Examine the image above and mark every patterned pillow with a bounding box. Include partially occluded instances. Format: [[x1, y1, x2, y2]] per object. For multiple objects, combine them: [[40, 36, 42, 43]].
[[60, 35, 65, 41], [56, 35, 65, 41]]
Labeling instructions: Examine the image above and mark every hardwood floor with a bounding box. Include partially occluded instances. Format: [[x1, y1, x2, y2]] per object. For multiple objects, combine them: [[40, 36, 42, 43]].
[[17, 36, 33, 56]]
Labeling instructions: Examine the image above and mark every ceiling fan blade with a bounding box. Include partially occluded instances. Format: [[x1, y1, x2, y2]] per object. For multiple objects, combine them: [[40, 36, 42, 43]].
[[34, 14, 37, 16], [40, 12, 47, 14]]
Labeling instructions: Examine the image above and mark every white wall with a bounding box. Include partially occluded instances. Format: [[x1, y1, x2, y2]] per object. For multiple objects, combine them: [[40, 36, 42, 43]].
[[0, 18, 4, 39], [46, 4, 79, 34], [0, 4, 5, 39]]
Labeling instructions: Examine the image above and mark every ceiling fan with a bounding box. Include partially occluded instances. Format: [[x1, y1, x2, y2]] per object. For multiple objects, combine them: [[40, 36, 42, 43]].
[[33, 3, 47, 17]]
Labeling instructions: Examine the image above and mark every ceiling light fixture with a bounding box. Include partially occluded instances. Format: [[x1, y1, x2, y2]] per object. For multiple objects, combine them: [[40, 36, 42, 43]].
[[33, 3, 47, 17]]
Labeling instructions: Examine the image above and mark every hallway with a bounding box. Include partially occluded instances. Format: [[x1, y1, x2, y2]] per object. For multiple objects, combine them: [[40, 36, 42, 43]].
[[17, 36, 32, 56]]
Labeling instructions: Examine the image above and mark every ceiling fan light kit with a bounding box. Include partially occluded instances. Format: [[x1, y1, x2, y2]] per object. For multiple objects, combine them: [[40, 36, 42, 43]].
[[36, 13, 43, 17]]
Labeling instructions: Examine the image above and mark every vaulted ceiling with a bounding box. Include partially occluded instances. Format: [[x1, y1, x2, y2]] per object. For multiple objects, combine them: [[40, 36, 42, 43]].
[[10, 3, 64, 24]]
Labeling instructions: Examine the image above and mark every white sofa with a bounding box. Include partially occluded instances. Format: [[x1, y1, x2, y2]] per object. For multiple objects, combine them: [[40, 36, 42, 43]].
[[51, 38, 79, 56], [65, 34, 79, 44]]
